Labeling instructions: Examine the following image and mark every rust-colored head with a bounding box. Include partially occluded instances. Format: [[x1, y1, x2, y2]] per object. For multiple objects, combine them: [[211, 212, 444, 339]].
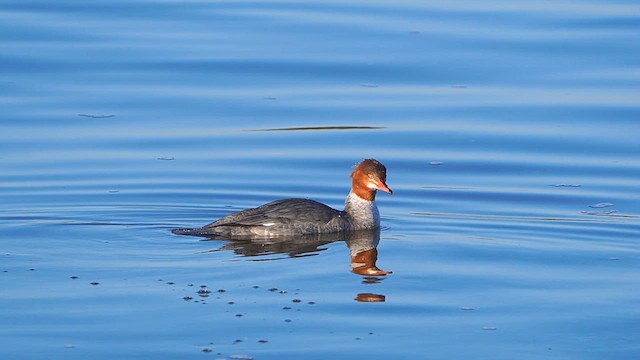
[[350, 159, 392, 201]]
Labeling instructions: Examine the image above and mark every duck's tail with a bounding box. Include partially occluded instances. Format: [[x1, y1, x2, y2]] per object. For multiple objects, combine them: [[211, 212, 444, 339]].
[[171, 227, 201, 236]]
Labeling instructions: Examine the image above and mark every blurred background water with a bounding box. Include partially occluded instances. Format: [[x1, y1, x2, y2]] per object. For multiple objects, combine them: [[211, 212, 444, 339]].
[[1, 1, 639, 359]]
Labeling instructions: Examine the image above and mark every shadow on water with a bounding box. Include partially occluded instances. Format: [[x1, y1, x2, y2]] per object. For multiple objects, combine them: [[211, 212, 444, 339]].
[[195, 229, 391, 302]]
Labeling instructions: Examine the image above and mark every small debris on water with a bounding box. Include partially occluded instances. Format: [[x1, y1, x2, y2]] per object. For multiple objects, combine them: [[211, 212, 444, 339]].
[[581, 210, 617, 216], [258, 339, 268, 344], [64, 344, 75, 349], [429, 161, 444, 166], [460, 306, 475, 311], [197, 289, 211, 297], [78, 113, 115, 119], [552, 184, 581, 188], [280, 290, 288, 294], [609, 257, 620, 261], [217, 289, 226, 293], [202, 348, 213, 353], [235, 313, 243, 317], [90, 281, 100, 286], [589, 202, 614, 208], [360, 83, 378, 88], [292, 299, 302, 303], [482, 326, 497, 331], [229, 355, 253, 360], [70, 276, 78, 280], [268, 288, 278, 292], [183, 296, 193, 301], [157, 157, 175, 161]]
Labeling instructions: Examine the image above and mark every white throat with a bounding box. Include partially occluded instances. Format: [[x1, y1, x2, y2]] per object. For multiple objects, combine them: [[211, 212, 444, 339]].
[[344, 191, 380, 230]]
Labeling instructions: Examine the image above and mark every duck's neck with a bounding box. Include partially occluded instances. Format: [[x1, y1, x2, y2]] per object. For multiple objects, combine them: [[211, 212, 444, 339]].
[[344, 191, 380, 230]]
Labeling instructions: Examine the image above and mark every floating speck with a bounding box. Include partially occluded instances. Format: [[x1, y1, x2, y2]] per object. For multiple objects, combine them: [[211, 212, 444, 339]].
[[202, 348, 212, 353], [90, 281, 100, 286], [157, 157, 175, 161], [108, 190, 120, 193], [235, 313, 243, 317], [70, 276, 78, 280], [609, 257, 620, 261], [308, 301, 316, 305], [217, 289, 226, 293], [200, 285, 208, 288], [409, 30, 421, 35], [355, 337, 361, 341], [197, 289, 211, 297], [429, 161, 444, 166], [268, 288, 278, 292], [581, 210, 617, 216], [258, 339, 268, 344], [263, 97, 277, 100], [78, 113, 115, 119], [229, 355, 253, 360], [252, 285, 259, 289], [552, 184, 581, 188], [64, 344, 75, 349], [166, 282, 175, 285], [482, 326, 497, 331], [292, 299, 302, 303], [228, 301, 235, 305], [589, 202, 614, 209], [233, 339, 243, 344], [284, 319, 292, 323], [282, 306, 291, 310], [460, 307, 475, 311], [360, 83, 378, 88], [29, 268, 35, 271], [183, 296, 193, 301], [280, 290, 288, 294]]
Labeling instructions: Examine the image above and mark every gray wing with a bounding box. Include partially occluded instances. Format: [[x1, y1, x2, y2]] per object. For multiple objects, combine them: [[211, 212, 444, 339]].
[[206, 198, 341, 228]]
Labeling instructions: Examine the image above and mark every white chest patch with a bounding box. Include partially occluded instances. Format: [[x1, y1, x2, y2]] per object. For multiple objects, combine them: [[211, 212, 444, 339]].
[[344, 192, 380, 229]]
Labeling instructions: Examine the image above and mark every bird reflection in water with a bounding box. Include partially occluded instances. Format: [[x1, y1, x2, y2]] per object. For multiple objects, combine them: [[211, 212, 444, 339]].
[[196, 229, 390, 302], [345, 230, 390, 303]]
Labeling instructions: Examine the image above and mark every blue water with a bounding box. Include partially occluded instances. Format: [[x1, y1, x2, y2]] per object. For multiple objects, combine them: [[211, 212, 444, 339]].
[[2, 1, 639, 359]]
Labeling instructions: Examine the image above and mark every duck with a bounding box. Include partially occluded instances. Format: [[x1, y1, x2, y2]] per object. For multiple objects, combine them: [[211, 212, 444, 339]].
[[172, 159, 391, 238]]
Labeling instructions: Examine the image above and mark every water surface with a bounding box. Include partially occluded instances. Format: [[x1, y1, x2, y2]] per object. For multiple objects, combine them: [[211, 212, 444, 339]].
[[1, 1, 639, 359]]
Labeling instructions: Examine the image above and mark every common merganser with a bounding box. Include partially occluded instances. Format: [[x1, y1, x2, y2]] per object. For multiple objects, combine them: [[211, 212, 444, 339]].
[[172, 159, 392, 238]]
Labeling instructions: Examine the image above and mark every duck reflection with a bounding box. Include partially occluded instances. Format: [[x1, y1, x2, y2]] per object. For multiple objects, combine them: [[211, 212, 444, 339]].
[[345, 230, 392, 276], [196, 229, 390, 302], [197, 229, 391, 276]]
